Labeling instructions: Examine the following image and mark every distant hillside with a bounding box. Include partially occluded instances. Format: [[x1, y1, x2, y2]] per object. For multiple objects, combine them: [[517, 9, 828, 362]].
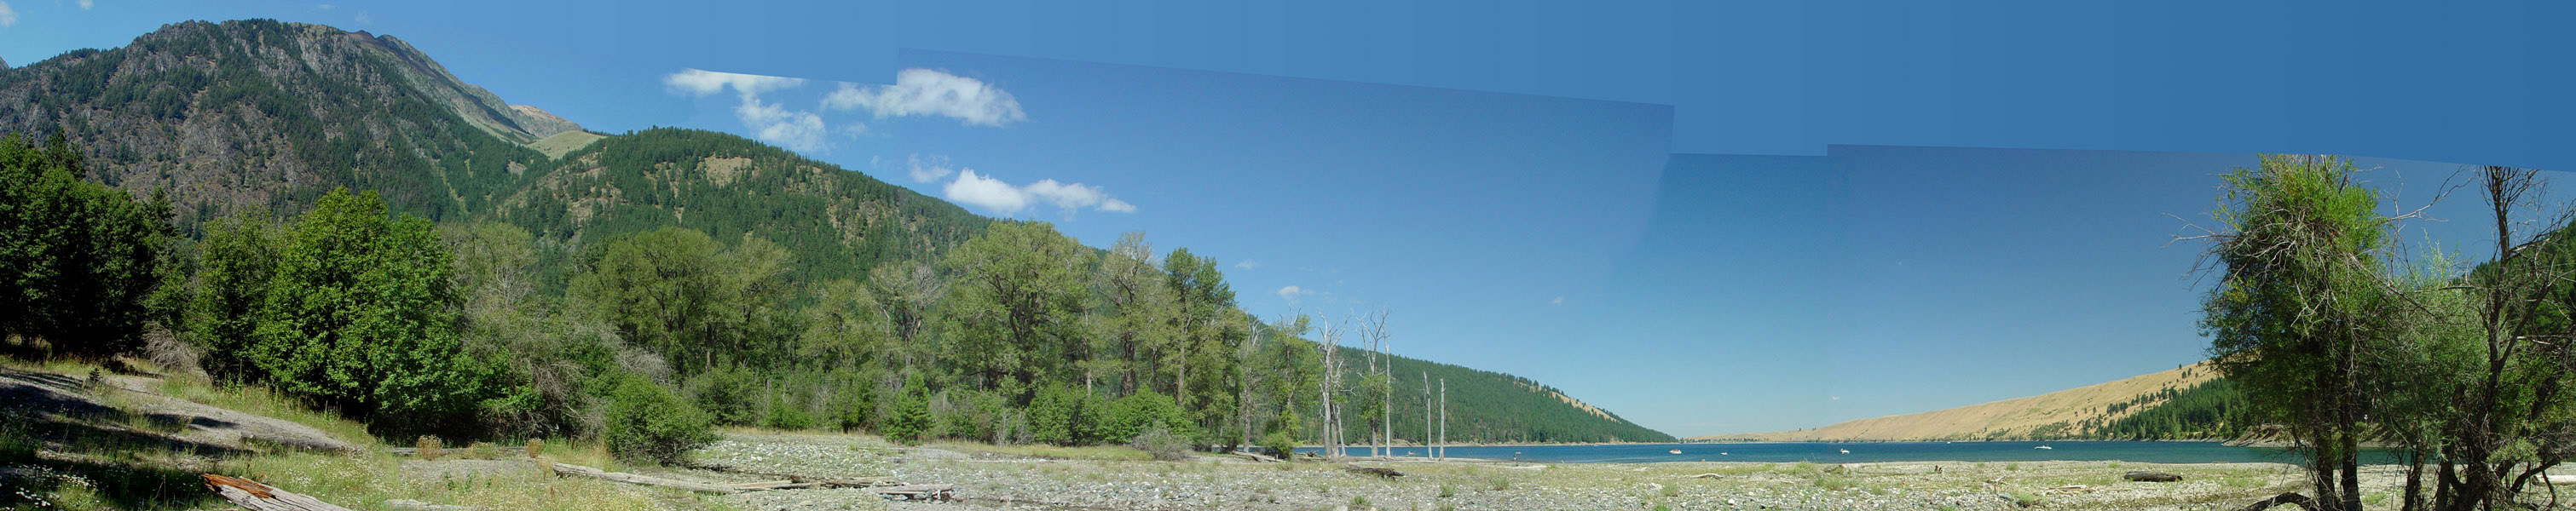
[[1339, 346, 1674, 444], [1698, 361, 2220, 442]]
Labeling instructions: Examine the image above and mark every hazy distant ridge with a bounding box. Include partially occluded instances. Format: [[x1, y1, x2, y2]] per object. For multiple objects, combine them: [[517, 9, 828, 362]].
[[1697, 361, 2218, 442]]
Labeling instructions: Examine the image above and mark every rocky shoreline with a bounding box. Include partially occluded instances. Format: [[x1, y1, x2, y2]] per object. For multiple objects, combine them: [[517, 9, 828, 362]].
[[656, 432, 2452, 511]]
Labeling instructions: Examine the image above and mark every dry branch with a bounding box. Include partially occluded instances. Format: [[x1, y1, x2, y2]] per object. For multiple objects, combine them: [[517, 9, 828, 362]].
[[200, 474, 354, 511]]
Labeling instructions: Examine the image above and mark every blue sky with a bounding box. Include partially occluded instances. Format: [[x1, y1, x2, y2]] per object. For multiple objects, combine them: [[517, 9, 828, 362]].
[[6, 0, 2569, 437]]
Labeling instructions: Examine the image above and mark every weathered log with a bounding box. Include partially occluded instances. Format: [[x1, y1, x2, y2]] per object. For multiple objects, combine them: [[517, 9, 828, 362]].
[[2124, 471, 2184, 482], [201, 474, 355, 511], [548, 462, 743, 494], [1683, 473, 1724, 479], [2232, 492, 2318, 511], [2544, 474, 2576, 485], [1231, 451, 1285, 462], [1344, 465, 1405, 478], [868, 484, 954, 501]]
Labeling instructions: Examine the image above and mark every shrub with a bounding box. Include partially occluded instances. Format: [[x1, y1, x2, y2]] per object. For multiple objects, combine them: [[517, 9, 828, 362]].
[[416, 435, 443, 461], [1262, 429, 1300, 459], [604, 377, 716, 465], [1105, 390, 1196, 444], [882, 374, 933, 445], [1129, 424, 1193, 461], [765, 390, 815, 430], [830, 375, 878, 433], [690, 365, 760, 426]]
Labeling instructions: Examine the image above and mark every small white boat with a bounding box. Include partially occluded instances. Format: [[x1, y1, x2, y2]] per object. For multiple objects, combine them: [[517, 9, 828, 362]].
[[2035, 445, 2053, 450], [1668, 449, 1682, 455], [1719, 452, 1728, 456], [1838, 448, 1851, 454]]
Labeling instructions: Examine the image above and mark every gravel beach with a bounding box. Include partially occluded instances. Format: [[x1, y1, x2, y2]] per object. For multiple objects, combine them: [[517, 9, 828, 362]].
[[655, 432, 2460, 510]]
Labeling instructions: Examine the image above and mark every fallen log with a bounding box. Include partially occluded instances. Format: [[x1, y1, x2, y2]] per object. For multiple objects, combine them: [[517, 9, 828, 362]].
[[1344, 465, 1405, 478], [2124, 471, 2184, 482], [2232, 492, 2318, 511], [1230, 451, 1284, 462], [868, 484, 954, 501], [201, 474, 354, 511], [548, 462, 743, 495]]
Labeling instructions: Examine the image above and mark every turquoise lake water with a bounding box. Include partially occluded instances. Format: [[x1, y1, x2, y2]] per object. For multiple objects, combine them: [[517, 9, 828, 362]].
[[1301, 440, 2409, 464]]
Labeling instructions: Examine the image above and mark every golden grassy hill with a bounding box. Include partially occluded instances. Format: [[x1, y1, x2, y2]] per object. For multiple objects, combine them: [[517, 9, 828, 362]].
[[1695, 360, 2218, 442]]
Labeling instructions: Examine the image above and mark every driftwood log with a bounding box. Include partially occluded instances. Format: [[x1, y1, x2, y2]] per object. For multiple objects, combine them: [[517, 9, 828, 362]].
[[2232, 492, 2319, 511], [2123, 471, 2184, 482], [550, 462, 748, 494], [1344, 465, 1405, 478], [1231, 451, 1285, 462], [201, 474, 355, 511]]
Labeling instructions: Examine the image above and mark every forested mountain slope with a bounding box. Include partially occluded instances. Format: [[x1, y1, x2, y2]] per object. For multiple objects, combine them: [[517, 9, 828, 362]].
[[1340, 346, 1675, 444], [0, 20, 577, 225], [0, 19, 1667, 445]]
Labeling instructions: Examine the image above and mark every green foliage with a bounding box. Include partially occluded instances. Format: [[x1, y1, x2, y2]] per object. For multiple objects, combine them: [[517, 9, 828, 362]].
[[2084, 378, 2250, 439], [690, 365, 762, 427], [570, 227, 790, 376], [939, 221, 1097, 399], [884, 374, 934, 445], [1262, 429, 1300, 459], [1027, 383, 1104, 445], [1106, 390, 1198, 445], [244, 188, 503, 430], [765, 389, 816, 430], [0, 133, 175, 359], [603, 376, 716, 465]]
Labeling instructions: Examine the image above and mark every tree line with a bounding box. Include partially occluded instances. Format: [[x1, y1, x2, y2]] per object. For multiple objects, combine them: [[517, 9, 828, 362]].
[[6, 133, 1678, 467], [2192, 157, 2576, 511]]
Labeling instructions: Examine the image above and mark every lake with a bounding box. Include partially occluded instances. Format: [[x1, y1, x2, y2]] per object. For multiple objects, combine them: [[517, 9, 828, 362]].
[[1300, 440, 2410, 464]]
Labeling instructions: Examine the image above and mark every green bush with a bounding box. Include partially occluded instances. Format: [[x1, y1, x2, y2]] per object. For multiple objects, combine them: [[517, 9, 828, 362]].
[[882, 374, 933, 445], [765, 390, 814, 430], [1262, 429, 1300, 459], [1028, 384, 1102, 445], [1105, 390, 1196, 444], [691, 365, 760, 426], [830, 375, 878, 433], [604, 377, 717, 465]]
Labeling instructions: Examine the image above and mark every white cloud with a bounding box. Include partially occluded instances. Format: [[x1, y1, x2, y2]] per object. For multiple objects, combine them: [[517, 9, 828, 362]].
[[906, 154, 956, 183], [77, 0, 90, 10], [943, 169, 1029, 215], [352, 11, 369, 24], [735, 95, 827, 152], [315, 3, 333, 9], [1277, 285, 1313, 305], [1551, 296, 1565, 305], [1234, 260, 1262, 270], [0, 3, 18, 26], [825, 69, 1026, 127], [662, 69, 833, 152], [934, 168, 1135, 216], [665, 68, 805, 97]]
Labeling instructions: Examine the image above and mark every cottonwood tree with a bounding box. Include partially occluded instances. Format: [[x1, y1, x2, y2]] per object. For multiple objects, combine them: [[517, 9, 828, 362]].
[[2421, 167, 2576, 510], [939, 221, 1096, 401], [2196, 155, 2400, 511]]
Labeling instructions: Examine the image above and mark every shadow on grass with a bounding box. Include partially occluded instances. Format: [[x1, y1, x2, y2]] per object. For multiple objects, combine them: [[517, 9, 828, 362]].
[[3, 366, 247, 509]]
